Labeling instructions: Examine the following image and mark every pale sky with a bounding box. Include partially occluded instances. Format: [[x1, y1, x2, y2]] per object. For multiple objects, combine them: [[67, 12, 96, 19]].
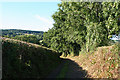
[[0, 1, 60, 31]]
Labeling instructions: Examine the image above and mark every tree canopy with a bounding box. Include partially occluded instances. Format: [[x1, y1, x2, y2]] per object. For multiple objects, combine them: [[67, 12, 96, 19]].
[[43, 2, 120, 56]]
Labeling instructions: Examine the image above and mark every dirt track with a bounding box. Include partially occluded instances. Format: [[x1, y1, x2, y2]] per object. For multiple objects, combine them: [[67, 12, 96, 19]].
[[47, 58, 88, 78]]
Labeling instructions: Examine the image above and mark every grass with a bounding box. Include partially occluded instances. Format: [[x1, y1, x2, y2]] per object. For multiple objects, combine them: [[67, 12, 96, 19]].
[[67, 43, 120, 78], [56, 61, 69, 78]]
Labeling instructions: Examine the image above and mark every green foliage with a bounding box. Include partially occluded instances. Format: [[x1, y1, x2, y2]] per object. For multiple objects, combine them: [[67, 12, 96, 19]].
[[84, 2, 120, 52], [2, 29, 44, 37], [13, 34, 42, 44], [43, 2, 120, 56], [2, 38, 60, 78], [2, 29, 44, 44]]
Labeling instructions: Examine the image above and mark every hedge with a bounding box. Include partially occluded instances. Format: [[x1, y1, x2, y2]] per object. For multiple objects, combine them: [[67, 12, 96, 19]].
[[2, 37, 61, 78]]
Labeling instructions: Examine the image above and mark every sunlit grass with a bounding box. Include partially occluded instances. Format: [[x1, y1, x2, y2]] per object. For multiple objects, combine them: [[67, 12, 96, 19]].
[[66, 44, 119, 78]]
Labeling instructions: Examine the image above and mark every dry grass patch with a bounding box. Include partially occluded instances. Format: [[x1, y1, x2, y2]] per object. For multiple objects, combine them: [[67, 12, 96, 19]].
[[67, 44, 119, 78]]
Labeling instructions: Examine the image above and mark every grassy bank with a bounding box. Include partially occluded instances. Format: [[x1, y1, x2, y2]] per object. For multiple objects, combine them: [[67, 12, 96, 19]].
[[68, 43, 120, 78], [2, 37, 61, 78]]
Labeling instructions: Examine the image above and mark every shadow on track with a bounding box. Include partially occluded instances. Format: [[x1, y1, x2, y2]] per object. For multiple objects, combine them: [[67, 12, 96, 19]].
[[47, 58, 89, 78]]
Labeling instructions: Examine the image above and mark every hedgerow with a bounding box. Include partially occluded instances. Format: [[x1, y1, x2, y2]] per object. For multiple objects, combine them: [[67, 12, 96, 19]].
[[2, 37, 60, 78]]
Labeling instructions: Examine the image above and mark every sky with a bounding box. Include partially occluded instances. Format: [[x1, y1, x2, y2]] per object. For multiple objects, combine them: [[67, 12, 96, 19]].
[[0, 1, 61, 32]]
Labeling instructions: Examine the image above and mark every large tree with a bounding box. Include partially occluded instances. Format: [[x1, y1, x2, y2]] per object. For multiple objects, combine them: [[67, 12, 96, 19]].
[[43, 1, 120, 56]]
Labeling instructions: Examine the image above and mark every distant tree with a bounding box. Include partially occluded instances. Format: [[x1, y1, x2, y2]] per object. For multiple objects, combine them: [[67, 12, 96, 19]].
[[2, 29, 44, 44], [13, 34, 40, 44]]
